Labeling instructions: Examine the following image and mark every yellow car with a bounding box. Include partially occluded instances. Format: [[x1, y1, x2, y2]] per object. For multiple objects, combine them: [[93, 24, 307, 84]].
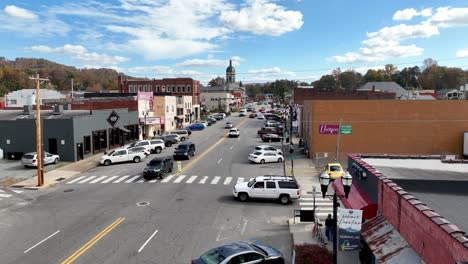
[[323, 163, 344, 180]]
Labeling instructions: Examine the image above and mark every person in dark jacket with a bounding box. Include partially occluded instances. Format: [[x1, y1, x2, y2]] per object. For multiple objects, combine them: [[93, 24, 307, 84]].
[[325, 214, 334, 242]]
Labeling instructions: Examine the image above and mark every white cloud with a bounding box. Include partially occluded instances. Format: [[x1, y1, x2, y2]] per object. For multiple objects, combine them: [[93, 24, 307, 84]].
[[456, 48, 468, 58], [4, 5, 38, 20], [429, 6, 468, 27], [30, 44, 128, 65], [128, 65, 174, 75], [393, 8, 432, 21], [176, 56, 244, 68], [219, 0, 303, 36], [248, 67, 295, 76]]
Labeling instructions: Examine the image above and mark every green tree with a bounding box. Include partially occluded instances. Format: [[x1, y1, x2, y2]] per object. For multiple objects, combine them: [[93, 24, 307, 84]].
[[339, 70, 362, 90], [314, 75, 337, 91]]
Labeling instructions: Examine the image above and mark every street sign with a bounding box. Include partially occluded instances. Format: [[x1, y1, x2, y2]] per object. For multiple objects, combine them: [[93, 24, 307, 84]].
[[288, 156, 296, 160], [340, 125, 352, 135]]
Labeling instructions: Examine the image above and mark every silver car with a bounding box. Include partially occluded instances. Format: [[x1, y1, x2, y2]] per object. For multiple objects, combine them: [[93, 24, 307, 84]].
[[21, 152, 60, 168]]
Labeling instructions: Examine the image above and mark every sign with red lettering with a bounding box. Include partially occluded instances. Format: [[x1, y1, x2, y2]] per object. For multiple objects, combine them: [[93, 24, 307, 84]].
[[319, 124, 339, 134]]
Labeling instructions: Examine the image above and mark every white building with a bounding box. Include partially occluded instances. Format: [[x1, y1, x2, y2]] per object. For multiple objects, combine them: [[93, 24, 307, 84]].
[[176, 95, 193, 128], [200, 90, 235, 112], [5, 89, 65, 107]]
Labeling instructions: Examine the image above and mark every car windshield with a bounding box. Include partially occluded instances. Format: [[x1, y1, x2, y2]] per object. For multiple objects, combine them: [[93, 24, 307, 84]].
[[330, 165, 342, 171], [148, 160, 163, 166], [254, 147, 262, 150], [128, 142, 137, 147], [200, 249, 226, 264], [23, 154, 35, 159], [177, 145, 188, 150], [247, 179, 256, 187], [107, 151, 115, 156]]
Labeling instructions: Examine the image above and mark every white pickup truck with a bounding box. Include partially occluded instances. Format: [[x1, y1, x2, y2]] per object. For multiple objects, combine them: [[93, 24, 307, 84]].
[[233, 175, 301, 204], [126, 139, 165, 154], [99, 148, 147, 166]]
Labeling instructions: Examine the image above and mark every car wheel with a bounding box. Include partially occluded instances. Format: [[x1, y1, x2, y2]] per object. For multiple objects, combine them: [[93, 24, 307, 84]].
[[260, 159, 265, 164], [104, 160, 111, 166], [169, 165, 173, 172], [155, 147, 162, 154], [133, 156, 141, 163], [181, 137, 186, 141], [279, 195, 290, 205], [167, 142, 172, 147], [54, 158, 59, 164], [238, 193, 249, 202], [277, 158, 283, 162], [269, 139, 272, 142]]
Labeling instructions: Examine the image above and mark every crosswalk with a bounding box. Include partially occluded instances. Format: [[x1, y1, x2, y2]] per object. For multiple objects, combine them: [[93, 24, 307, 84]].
[[65, 174, 248, 186], [298, 192, 334, 222], [0, 188, 23, 201]]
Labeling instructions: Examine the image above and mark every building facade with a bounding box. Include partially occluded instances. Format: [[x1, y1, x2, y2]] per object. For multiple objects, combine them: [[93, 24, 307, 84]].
[[0, 108, 139, 162], [5, 89, 65, 108], [153, 96, 177, 134], [200, 90, 235, 112], [302, 100, 468, 158]]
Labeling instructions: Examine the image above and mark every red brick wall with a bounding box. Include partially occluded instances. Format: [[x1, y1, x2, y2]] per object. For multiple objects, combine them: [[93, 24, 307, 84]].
[[71, 100, 138, 111], [293, 89, 396, 106], [378, 179, 468, 263]]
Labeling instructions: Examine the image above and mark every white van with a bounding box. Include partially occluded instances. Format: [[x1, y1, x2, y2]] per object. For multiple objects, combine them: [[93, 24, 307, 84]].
[[169, 130, 189, 141]]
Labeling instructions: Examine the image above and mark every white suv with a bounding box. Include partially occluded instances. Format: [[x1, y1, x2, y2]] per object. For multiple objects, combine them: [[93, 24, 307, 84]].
[[126, 139, 165, 154], [228, 128, 240, 137], [232, 176, 301, 204]]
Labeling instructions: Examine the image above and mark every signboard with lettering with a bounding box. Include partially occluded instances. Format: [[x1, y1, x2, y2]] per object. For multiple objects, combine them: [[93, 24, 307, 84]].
[[145, 117, 161, 125], [337, 208, 363, 251], [340, 125, 352, 135], [137, 91, 153, 101], [319, 124, 339, 134]]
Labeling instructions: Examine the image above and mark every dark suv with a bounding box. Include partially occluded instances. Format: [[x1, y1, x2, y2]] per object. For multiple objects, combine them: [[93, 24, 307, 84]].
[[173, 142, 196, 160], [152, 135, 179, 147], [143, 157, 173, 180]]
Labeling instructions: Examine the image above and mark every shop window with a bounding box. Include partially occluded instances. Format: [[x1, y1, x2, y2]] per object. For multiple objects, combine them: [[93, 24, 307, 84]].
[[84, 136, 91, 154], [92, 130, 107, 154]]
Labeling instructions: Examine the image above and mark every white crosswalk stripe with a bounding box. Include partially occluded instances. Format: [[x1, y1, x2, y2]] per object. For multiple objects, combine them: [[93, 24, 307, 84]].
[[211, 176, 221, 184], [0, 193, 12, 198], [136, 178, 146, 183], [101, 176, 119, 183], [113, 175, 131, 183], [186, 176, 198, 184], [11, 189, 23, 194], [237, 177, 244, 184], [223, 177, 232, 185], [149, 179, 158, 183], [299, 194, 334, 221], [125, 175, 141, 183], [66, 176, 87, 184], [77, 176, 97, 184], [90, 176, 108, 184], [199, 176, 209, 184], [173, 175, 186, 183], [161, 175, 175, 183]]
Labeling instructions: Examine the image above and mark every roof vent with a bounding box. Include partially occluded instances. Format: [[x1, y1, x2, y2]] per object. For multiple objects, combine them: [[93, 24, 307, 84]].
[[23, 105, 32, 115], [52, 105, 63, 115]]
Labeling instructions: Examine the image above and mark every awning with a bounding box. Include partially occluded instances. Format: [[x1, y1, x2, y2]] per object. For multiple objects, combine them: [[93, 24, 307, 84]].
[[362, 215, 424, 264], [119, 127, 130, 133], [332, 179, 377, 220]]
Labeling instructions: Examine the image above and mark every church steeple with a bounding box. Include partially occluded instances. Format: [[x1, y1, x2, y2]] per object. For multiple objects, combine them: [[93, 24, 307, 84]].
[[226, 59, 236, 84]]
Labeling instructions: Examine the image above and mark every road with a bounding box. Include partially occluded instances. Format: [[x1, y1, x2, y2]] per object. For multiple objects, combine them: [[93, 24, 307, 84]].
[[0, 111, 294, 264]]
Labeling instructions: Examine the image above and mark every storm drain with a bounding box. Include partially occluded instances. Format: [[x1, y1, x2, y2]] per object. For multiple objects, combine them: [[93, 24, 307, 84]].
[[137, 201, 150, 207], [63, 189, 74, 192], [55, 178, 66, 182]]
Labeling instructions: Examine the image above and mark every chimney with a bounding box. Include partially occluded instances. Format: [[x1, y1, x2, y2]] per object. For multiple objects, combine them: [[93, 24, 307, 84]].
[[23, 105, 32, 115]]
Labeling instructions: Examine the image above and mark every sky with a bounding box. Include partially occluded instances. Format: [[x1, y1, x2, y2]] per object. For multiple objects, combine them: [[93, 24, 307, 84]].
[[0, 0, 468, 85]]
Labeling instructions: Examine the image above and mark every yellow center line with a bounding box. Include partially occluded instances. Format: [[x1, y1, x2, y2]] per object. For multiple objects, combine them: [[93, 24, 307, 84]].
[[176, 117, 248, 175], [61, 217, 125, 264]]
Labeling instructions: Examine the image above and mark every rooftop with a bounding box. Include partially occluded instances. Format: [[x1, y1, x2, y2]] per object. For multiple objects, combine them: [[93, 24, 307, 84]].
[[362, 158, 468, 236], [0, 109, 125, 121]]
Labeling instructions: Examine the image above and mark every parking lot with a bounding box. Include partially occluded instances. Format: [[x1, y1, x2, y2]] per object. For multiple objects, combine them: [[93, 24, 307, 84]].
[[0, 159, 69, 186]]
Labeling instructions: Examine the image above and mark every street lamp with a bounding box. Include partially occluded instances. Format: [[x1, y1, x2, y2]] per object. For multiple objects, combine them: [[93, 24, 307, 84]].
[[319, 171, 353, 264]]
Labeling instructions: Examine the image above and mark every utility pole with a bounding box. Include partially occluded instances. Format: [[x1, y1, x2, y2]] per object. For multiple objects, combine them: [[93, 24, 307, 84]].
[[71, 78, 74, 102], [29, 74, 49, 186]]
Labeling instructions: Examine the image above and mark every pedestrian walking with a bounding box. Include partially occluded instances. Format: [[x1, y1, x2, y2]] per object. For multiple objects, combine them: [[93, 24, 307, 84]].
[[325, 214, 334, 242], [289, 142, 294, 154]]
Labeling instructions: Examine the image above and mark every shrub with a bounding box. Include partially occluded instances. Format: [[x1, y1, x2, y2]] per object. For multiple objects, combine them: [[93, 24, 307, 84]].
[[295, 243, 332, 264]]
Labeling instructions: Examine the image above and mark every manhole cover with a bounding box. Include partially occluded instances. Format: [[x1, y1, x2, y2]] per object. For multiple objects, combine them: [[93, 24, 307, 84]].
[[137, 201, 150, 207], [56, 178, 66, 182], [63, 189, 74, 192]]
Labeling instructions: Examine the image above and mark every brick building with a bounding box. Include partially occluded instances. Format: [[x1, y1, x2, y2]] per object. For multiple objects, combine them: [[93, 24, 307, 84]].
[[292, 88, 396, 106]]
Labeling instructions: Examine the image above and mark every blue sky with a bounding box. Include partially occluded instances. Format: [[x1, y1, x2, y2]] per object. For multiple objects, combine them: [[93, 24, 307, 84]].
[[0, 0, 468, 85]]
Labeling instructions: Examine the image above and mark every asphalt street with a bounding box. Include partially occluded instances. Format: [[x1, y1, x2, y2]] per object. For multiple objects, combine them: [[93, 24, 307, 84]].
[[0, 110, 294, 264]]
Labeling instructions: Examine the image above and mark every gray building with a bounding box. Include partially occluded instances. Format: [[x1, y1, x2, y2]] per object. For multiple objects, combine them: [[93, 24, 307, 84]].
[[358, 81, 408, 99], [0, 107, 139, 162]]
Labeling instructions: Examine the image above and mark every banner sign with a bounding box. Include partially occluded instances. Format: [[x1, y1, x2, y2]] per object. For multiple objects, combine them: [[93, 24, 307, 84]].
[[137, 91, 153, 101], [144, 117, 160, 125], [337, 208, 363, 251], [319, 124, 339, 134]]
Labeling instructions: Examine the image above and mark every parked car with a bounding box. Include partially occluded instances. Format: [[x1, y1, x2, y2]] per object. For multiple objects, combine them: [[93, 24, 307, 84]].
[[173, 142, 196, 160], [257, 127, 281, 136], [164, 134, 181, 144], [22, 152, 60, 168], [152, 136, 174, 147], [143, 156, 173, 180], [257, 114, 265, 119], [225, 121, 233, 128], [208, 117, 217, 124], [323, 162, 344, 180], [265, 120, 282, 126], [262, 133, 283, 142], [181, 127, 192, 136], [249, 113, 256, 118], [168, 130, 190, 141], [239, 110, 247, 116], [192, 239, 285, 264], [232, 175, 300, 205], [188, 123, 206, 131], [214, 114, 223, 120], [126, 139, 165, 154], [254, 145, 283, 155], [200, 120, 210, 126], [228, 128, 240, 137], [128, 146, 151, 156], [248, 151, 284, 164], [99, 148, 147, 166]]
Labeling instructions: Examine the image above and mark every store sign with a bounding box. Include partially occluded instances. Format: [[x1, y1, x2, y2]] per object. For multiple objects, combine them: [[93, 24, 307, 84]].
[[340, 125, 352, 135], [137, 91, 153, 100], [319, 124, 339, 134], [337, 208, 363, 251], [107, 110, 120, 127], [145, 117, 161, 125]]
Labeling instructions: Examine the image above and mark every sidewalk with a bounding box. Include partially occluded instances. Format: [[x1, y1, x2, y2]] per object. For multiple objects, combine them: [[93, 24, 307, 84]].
[[287, 138, 360, 264], [11, 153, 103, 190]]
